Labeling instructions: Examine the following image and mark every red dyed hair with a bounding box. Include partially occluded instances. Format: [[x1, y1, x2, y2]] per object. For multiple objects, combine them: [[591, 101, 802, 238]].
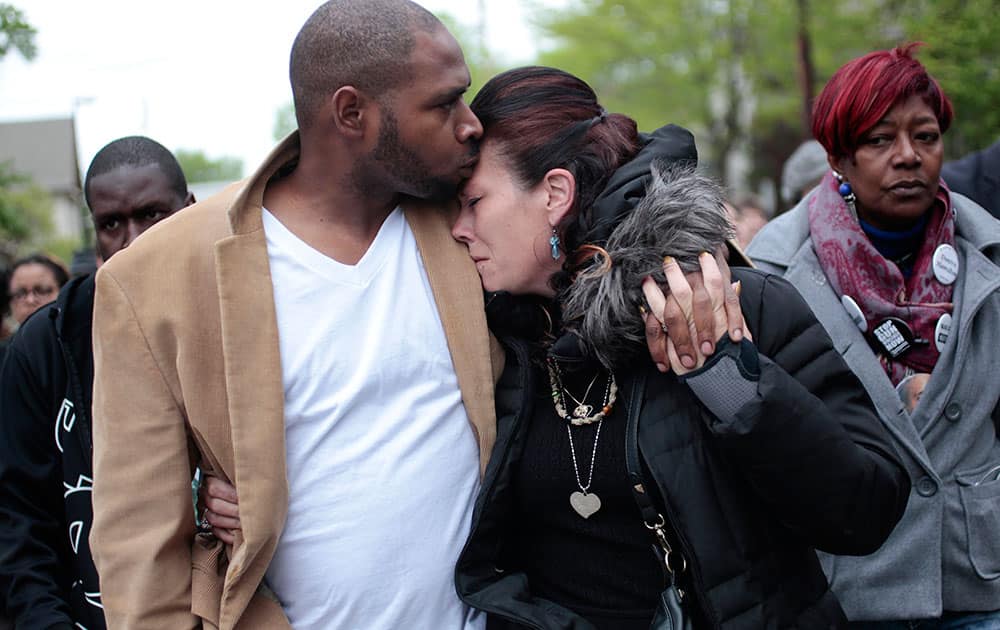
[[811, 43, 954, 160]]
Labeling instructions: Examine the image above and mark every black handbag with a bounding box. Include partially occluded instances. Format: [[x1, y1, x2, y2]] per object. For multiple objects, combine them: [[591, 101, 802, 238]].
[[624, 374, 694, 630], [644, 516, 693, 630]]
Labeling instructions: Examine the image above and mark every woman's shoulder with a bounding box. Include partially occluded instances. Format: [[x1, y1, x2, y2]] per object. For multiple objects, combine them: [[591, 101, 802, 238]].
[[954, 193, 1000, 257], [745, 197, 812, 267]]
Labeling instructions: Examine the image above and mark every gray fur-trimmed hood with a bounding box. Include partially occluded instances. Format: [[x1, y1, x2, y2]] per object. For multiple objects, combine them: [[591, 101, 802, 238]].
[[558, 162, 734, 369]]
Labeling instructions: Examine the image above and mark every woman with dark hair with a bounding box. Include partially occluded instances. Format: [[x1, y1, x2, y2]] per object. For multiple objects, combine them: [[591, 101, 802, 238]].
[[6, 253, 69, 325], [202, 66, 909, 628], [447, 66, 908, 629], [748, 45, 1000, 627]]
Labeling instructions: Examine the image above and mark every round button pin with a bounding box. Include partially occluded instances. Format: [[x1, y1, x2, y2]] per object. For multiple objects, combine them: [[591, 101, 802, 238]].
[[871, 317, 917, 359], [841, 295, 867, 332], [932, 244, 959, 285], [934, 313, 953, 352]]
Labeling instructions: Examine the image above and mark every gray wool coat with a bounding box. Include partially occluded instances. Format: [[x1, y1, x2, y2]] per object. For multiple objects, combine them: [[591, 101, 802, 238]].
[[747, 191, 1000, 621]]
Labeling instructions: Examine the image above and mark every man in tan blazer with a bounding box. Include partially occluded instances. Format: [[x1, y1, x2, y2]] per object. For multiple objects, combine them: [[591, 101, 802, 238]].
[[89, 1, 497, 628]]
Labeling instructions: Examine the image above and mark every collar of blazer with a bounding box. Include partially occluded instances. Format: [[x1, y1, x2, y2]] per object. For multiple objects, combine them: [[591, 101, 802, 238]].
[[214, 131, 499, 628]]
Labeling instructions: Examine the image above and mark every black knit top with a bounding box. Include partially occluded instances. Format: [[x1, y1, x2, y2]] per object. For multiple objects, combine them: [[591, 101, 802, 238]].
[[505, 367, 663, 629]]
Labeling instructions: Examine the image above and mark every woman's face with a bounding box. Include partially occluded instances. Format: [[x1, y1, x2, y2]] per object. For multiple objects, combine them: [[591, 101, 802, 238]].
[[452, 143, 564, 297], [9, 263, 60, 324], [834, 95, 944, 230]]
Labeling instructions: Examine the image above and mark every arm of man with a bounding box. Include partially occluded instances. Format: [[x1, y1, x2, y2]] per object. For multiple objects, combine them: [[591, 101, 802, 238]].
[[692, 270, 910, 555], [645, 260, 909, 555], [0, 328, 76, 630], [90, 268, 200, 629]]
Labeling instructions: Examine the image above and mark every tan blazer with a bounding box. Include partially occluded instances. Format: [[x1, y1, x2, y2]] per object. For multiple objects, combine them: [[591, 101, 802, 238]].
[[90, 134, 502, 629]]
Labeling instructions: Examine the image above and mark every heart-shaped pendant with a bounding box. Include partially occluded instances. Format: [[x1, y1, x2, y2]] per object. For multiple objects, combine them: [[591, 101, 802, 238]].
[[573, 404, 594, 419], [570, 491, 602, 519]]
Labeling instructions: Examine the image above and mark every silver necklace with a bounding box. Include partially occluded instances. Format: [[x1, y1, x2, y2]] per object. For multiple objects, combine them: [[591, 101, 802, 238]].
[[567, 420, 603, 519], [564, 372, 600, 419]]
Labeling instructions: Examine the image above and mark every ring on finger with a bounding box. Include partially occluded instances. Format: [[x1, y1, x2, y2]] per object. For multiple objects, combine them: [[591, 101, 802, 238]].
[[198, 511, 212, 532], [660, 321, 668, 334]]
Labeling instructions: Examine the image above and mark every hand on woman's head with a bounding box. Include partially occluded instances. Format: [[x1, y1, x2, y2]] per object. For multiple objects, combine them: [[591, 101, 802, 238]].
[[641, 249, 749, 375]]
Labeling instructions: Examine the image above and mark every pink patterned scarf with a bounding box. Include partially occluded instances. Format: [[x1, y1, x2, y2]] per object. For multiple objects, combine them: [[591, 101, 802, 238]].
[[808, 171, 955, 385]]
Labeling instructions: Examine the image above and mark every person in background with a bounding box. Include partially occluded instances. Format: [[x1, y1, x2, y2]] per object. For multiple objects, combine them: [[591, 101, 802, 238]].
[[6, 253, 68, 326], [0, 254, 69, 366], [748, 44, 1000, 628], [781, 139, 829, 208], [0, 268, 11, 364], [942, 137, 999, 218], [725, 192, 769, 248], [0, 136, 193, 630]]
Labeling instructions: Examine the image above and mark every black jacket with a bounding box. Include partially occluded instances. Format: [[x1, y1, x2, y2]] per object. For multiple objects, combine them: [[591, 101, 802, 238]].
[[0, 274, 103, 630], [942, 138, 1000, 218], [455, 268, 910, 629]]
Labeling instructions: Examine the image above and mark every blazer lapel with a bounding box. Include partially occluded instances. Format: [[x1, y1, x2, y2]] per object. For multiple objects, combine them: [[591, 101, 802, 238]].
[[405, 203, 498, 475], [215, 136, 299, 628]]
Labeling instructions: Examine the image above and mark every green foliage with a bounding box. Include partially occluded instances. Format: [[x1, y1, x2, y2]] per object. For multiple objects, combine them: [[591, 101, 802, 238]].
[[39, 236, 83, 268], [0, 4, 47, 261], [434, 11, 509, 102], [0, 3, 36, 61], [900, 0, 1000, 155], [530, 0, 1000, 199], [174, 149, 243, 183], [0, 162, 57, 261], [533, 0, 892, 183]]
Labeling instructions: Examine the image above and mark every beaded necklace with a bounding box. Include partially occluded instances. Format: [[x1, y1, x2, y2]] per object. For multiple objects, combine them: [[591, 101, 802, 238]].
[[545, 359, 618, 426]]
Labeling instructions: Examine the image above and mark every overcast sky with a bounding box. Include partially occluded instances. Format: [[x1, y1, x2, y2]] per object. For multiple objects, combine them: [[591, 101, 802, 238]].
[[0, 0, 553, 179]]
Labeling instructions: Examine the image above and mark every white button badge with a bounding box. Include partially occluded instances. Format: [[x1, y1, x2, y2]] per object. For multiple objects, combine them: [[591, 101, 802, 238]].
[[841, 295, 868, 332], [934, 313, 953, 352], [932, 244, 959, 285]]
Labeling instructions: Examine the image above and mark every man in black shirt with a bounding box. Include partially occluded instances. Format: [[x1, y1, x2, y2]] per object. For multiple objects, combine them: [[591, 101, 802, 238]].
[[0, 136, 194, 629], [942, 138, 1000, 218]]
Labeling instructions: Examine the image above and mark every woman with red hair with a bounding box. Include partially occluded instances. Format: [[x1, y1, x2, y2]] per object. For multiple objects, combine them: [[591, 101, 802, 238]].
[[749, 44, 1000, 628]]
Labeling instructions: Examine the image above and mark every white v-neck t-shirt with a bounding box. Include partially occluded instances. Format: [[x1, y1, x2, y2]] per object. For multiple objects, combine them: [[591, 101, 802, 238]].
[[261, 207, 483, 630]]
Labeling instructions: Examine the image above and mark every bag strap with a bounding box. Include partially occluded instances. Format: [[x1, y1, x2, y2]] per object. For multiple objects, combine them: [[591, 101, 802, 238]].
[[624, 372, 688, 583]]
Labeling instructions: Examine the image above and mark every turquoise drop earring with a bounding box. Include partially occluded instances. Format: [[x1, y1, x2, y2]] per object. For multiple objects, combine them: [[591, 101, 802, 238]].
[[550, 229, 561, 260]]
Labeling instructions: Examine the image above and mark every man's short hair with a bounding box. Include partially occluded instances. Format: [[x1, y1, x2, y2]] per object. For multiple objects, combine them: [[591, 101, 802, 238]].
[[290, 0, 443, 130], [84, 136, 188, 209]]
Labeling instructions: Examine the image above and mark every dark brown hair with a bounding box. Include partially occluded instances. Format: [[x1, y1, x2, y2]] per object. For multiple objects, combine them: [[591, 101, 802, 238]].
[[470, 66, 641, 287], [9, 253, 70, 293]]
